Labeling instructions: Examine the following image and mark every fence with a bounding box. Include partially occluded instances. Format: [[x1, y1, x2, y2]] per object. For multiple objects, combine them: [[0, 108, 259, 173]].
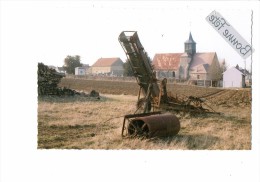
[[196, 80, 212, 87], [66, 75, 192, 84]]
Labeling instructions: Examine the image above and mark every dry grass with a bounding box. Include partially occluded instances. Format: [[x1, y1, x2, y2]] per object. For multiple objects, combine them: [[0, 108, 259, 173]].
[[38, 93, 251, 150]]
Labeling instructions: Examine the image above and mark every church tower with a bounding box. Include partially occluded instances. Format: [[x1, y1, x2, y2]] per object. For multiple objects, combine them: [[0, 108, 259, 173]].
[[179, 32, 196, 80], [184, 32, 196, 56]]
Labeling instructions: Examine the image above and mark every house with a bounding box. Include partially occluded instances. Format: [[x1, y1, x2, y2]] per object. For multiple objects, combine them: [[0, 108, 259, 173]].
[[223, 67, 245, 88], [47, 65, 66, 75], [152, 33, 221, 83], [75, 67, 86, 75], [56, 67, 66, 74], [235, 64, 252, 86], [91, 57, 124, 76]]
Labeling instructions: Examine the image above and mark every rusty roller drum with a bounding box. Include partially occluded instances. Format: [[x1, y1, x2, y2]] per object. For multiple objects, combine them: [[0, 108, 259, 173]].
[[127, 113, 180, 137]]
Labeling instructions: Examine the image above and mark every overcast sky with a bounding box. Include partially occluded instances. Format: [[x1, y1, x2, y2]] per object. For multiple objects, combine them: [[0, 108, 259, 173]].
[[1, 1, 258, 70]]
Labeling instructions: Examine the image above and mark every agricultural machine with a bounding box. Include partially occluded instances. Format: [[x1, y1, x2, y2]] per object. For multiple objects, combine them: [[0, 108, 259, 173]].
[[118, 31, 215, 138]]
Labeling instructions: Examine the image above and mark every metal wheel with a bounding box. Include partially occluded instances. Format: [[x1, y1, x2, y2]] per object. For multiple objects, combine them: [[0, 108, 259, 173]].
[[127, 120, 149, 137]]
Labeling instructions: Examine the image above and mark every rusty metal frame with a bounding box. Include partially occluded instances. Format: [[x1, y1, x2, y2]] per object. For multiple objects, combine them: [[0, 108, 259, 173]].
[[118, 31, 220, 138], [121, 112, 180, 138], [121, 112, 161, 137]]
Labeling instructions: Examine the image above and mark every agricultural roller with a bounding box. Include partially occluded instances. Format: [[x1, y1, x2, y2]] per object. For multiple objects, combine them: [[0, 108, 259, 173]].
[[118, 31, 216, 138]]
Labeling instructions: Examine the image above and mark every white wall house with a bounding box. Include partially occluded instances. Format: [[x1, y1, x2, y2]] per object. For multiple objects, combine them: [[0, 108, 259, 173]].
[[223, 67, 245, 88], [75, 67, 86, 75]]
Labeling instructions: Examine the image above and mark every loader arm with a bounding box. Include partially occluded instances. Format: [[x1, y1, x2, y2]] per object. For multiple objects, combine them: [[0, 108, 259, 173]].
[[118, 31, 160, 98]]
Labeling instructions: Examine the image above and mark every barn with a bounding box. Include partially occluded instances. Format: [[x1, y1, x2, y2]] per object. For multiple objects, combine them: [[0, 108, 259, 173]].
[[91, 57, 124, 76], [223, 67, 245, 88]]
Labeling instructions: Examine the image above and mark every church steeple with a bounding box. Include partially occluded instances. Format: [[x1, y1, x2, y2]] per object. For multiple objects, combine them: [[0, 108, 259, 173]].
[[184, 32, 196, 55]]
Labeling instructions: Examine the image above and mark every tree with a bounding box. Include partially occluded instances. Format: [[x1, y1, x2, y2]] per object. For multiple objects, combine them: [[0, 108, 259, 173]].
[[218, 59, 229, 80], [63, 55, 82, 74], [220, 59, 228, 73], [209, 57, 222, 81], [123, 52, 153, 77], [123, 60, 134, 76]]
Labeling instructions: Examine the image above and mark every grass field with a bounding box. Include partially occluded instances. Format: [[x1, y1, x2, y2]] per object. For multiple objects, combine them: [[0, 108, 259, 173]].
[[38, 78, 251, 150]]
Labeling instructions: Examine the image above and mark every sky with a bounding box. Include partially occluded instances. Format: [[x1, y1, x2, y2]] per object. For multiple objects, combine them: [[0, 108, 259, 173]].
[[1, 1, 257, 71]]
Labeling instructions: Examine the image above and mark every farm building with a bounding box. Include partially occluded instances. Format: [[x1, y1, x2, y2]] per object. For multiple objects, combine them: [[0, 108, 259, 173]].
[[91, 57, 124, 76], [223, 67, 246, 88], [152, 33, 222, 84], [75, 67, 86, 75]]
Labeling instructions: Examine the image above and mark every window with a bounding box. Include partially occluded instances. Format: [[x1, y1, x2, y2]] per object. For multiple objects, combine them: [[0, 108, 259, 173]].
[[197, 75, 200, 79], [172, 71, 175, 77]]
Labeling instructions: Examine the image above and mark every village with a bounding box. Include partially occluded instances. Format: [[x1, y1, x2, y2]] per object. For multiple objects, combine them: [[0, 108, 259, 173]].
[[49, 32, 251, 89]]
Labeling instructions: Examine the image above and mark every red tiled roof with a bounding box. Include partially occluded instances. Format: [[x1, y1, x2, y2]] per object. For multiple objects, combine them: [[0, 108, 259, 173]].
[[152, 53, 183, 70], [92, 57, 122, 67]]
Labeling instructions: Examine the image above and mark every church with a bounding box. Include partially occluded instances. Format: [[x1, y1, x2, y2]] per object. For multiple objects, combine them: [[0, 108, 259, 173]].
[[152, 33, 222, 83]]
